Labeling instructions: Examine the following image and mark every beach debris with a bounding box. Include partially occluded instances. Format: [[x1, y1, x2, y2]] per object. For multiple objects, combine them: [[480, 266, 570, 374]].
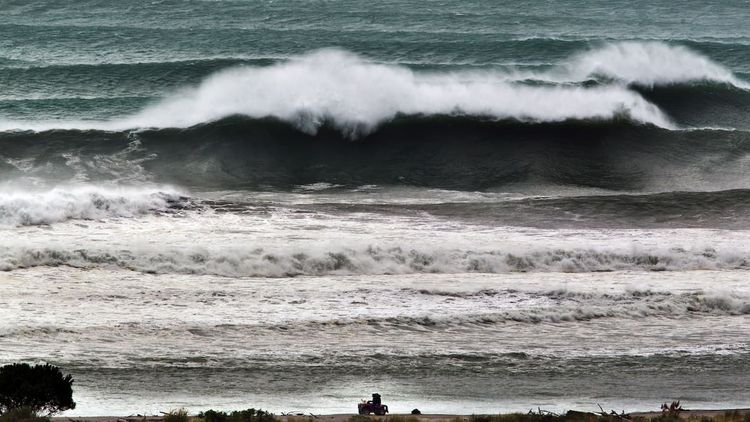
[[411, 409, 422, 415], [597, 404, 632, 420], [528, 408, 560, 417], [281, 411, 305, 416]]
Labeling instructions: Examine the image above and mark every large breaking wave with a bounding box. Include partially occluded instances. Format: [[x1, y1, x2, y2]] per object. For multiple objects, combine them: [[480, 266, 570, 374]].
[[2, 42, 750, 192], [1, 42, 748, 134]]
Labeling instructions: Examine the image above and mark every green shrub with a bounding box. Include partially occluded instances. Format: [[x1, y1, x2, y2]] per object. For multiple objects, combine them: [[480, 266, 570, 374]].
[[164, 409, 190, 422], [198, 408, 277, 422], [0, 364, 75, 416], [201, 410, 227, 422]]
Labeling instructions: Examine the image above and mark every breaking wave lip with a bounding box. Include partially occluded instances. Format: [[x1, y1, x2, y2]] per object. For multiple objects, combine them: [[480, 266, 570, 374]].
[[535, 42, 750, 88], [1, 244, 749, 276], [0, 185, 188, 227]]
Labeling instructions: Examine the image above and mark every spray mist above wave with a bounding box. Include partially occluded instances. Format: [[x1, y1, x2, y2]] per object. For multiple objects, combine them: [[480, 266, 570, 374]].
[[116, 48, 679, 133], [547, 42, 750, 88], [0, 185, 186, 226], [0, 45, 688, 134]]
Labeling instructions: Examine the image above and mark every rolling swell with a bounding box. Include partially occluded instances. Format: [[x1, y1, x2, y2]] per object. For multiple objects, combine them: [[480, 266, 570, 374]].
[[3, 116, 750, 191]]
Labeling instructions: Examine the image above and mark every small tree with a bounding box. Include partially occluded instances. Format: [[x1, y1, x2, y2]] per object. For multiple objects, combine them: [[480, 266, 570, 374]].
[[0, 363, 75, 416]]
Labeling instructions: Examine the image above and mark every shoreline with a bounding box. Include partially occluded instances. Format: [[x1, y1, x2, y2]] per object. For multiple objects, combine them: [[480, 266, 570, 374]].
[[52, 409, 750, 422]]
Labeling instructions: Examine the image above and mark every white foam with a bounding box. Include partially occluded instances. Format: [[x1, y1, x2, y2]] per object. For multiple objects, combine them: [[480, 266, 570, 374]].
[[1, 242, 748, 276], [118, 49, 675, 133], [0, 185, 185, 226]]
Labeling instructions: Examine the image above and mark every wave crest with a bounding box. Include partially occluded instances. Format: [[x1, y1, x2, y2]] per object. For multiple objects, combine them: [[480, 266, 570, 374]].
[[560, 42, 749, 87], [119, 48, 674, 133]]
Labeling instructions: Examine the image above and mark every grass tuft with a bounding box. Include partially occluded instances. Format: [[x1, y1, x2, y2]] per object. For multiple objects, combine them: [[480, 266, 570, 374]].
[[0, 407, 49, 422]]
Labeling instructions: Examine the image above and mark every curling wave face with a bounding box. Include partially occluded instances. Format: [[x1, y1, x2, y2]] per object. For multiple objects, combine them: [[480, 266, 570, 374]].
[[3, 118, 750, 192]]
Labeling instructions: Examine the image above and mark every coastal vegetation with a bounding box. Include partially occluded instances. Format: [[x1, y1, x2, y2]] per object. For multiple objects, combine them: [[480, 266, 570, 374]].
[[161, 409, 750, 422], [164, 409, 279, 422], [0, 363, 75, 420]]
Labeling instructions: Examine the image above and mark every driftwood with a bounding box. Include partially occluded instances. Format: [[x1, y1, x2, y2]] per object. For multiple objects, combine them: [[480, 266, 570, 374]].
[[527, 407, 560, 417], [566, 410, 601, 420], [542, 408, 560, 417], [597, 404, 632, 421], [281, 411, 306, 416]]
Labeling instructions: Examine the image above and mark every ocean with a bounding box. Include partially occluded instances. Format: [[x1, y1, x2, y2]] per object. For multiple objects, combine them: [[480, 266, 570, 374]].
[[1, 0, 749, 416]]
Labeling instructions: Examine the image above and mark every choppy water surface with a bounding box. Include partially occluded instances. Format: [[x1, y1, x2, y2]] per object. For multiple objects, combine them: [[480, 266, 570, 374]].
[[1, 0, 749, 415]]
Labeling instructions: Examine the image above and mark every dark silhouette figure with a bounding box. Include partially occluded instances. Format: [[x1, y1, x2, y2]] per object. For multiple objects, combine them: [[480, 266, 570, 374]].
[[357, 393, 388, 415]]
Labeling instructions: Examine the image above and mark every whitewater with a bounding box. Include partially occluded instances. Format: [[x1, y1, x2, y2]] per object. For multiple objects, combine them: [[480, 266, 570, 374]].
[[2, 0, 750, 416]]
